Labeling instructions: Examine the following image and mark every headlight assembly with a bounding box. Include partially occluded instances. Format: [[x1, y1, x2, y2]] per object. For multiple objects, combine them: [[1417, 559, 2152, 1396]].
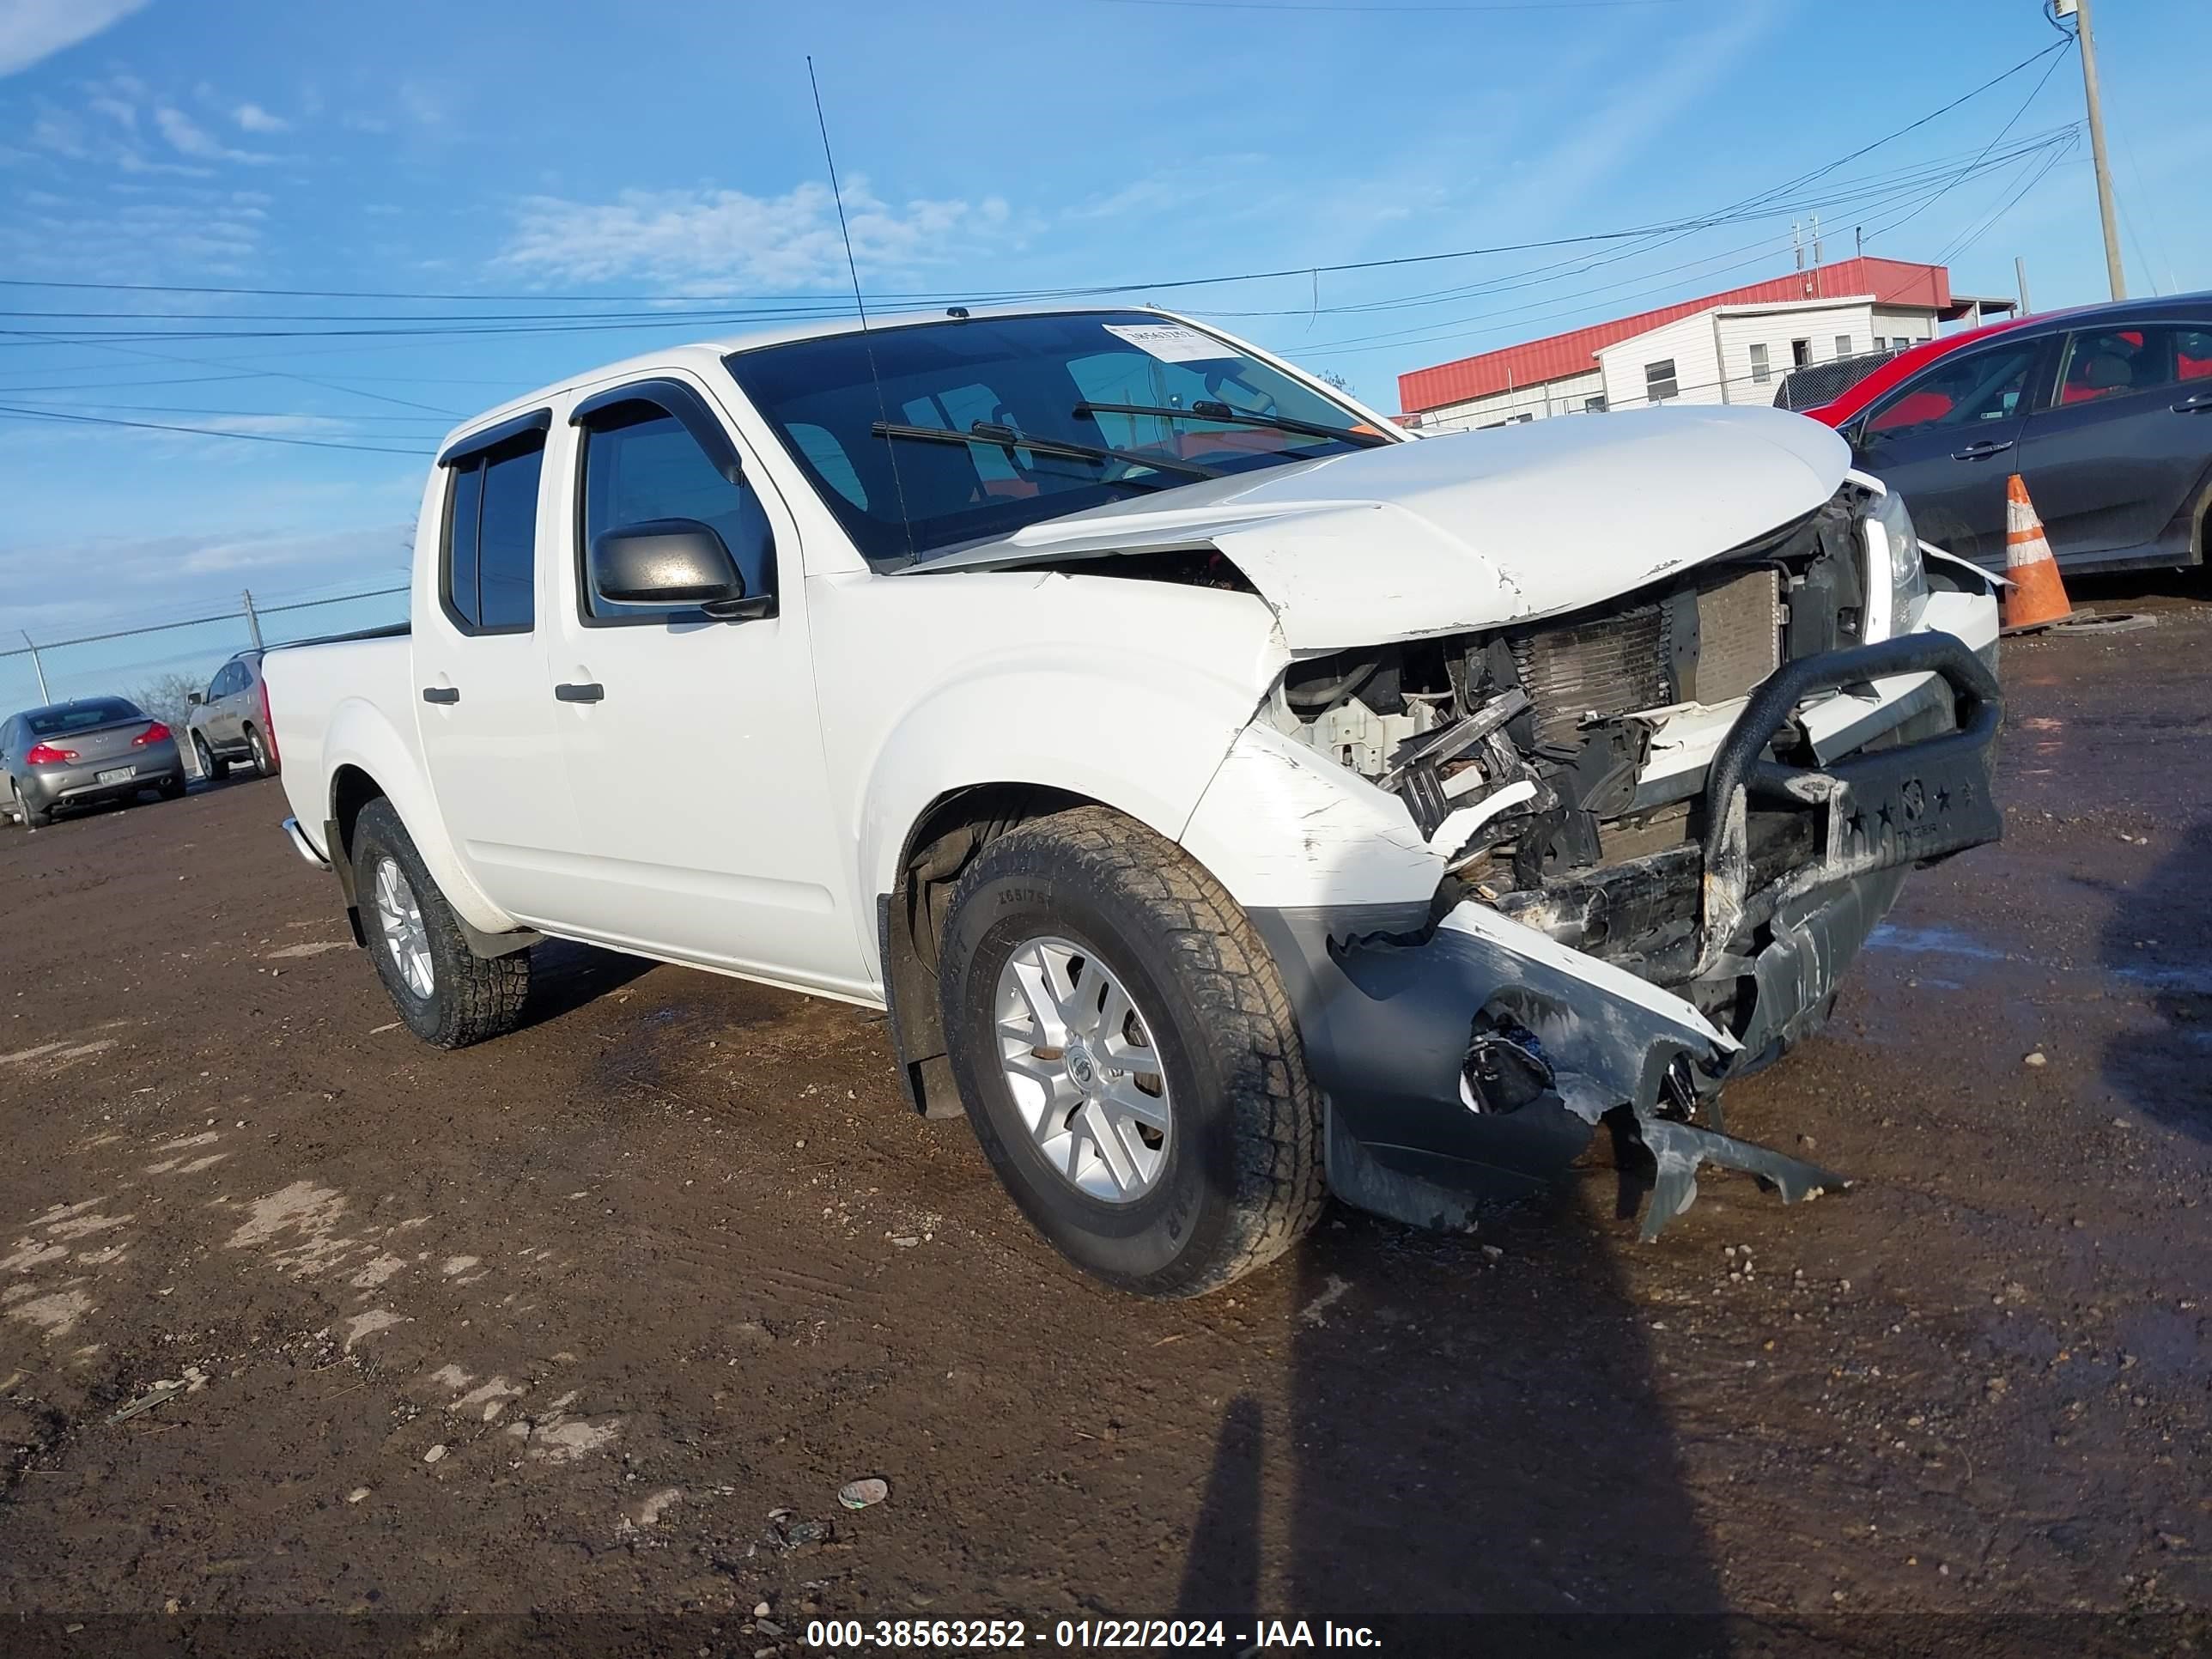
[[1870, 487, 1927, 635]]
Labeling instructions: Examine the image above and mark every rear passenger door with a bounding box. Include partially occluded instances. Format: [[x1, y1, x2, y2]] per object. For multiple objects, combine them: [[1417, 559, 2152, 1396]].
[[2016, 322, 2212, 564], [411, 411, 584, 925]]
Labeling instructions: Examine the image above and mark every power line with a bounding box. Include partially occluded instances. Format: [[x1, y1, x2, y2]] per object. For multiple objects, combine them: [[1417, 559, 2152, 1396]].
[[1085, 0, 1688, 9], [0, 404, 434, 455], [0, 42, 2075, 330]]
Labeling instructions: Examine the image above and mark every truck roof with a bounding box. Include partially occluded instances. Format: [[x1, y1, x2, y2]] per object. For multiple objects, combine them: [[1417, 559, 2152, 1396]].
[[436, 301, 1175, 456]]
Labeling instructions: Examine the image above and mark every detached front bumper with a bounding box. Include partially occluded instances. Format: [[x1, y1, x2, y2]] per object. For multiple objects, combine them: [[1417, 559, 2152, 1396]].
[[1258, 631, 2002, 1239]]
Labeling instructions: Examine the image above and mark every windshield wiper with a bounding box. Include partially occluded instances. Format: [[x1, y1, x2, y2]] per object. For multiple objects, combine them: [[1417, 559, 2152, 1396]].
[[870, 420, 1222, 483], [1073, 400, 1391, 449]]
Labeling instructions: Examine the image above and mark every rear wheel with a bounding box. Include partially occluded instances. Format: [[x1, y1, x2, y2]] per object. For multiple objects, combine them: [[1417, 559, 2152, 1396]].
[[937, 806, 1326, 1298], [246, 725, 275, 778], [350, 798, 529, 1048], [10, 780, 50, 830]]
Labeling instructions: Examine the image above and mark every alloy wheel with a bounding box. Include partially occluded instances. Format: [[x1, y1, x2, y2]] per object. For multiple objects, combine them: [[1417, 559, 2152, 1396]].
[[372, 855, 435, 1000], [994, 934, 1172, 1203]]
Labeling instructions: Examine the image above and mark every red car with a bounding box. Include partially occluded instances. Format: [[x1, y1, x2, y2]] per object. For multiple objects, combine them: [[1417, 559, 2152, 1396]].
[[1778, 295, 2212, 574]]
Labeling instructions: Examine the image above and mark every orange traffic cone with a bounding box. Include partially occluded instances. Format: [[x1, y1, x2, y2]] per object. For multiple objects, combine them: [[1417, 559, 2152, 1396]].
[[1999, 474, 2077, 635]]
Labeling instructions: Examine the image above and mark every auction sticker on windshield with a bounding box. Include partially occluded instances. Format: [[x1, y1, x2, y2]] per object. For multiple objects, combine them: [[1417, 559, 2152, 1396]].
[[1102, 322, 1236, 362]]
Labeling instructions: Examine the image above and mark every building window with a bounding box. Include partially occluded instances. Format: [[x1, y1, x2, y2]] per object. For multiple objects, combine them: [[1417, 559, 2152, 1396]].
[[1583, 394, 1607, 414], [1644, 359, 1679, 404], [1748, 343, 1771, 386], [1508, 411, 1534, 424], [1791, 338, 1812, 368], [1834, 334, 1853, 359]]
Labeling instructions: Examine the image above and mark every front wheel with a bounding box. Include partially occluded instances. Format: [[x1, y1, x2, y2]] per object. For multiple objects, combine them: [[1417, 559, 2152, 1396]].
[[194, 732, 228, 781], [350, 798, 529, 1048], [937, 807, 1326, 1297]]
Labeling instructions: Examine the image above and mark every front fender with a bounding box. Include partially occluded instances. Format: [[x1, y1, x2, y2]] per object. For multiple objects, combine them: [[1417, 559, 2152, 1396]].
[[854, 647, 1262, 956], [322, 695, 514, 937]]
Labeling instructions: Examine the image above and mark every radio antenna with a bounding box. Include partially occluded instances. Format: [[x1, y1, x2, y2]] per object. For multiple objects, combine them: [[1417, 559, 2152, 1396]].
[[807, 56, 913, 562]]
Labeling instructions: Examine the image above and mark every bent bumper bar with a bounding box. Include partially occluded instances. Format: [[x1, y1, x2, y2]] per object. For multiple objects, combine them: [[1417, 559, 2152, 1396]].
[[1266, 631, 2002, 1238]]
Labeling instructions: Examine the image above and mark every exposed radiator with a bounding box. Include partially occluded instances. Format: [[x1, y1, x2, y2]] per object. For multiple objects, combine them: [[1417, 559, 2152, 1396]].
[[1509, 605, 1671, 749], [1507, 568, 1783, 748], [1689, 568, 1783, 705]]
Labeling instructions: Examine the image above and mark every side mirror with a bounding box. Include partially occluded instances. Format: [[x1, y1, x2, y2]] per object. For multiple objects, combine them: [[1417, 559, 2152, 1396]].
[[187, 692, 204, 706], [588, 519, 769, 620]]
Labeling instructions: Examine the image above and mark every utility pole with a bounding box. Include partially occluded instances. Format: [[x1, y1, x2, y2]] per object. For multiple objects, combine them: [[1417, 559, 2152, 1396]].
[[241, 588, 264, 650], [21, 631, 49, 702], [2015, 255, 2033, 315], [2062, 0, 2127, 299]]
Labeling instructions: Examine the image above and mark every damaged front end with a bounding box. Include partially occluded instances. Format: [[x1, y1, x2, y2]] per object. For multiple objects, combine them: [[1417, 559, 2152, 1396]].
[[1247, 495, 2003, 1239]]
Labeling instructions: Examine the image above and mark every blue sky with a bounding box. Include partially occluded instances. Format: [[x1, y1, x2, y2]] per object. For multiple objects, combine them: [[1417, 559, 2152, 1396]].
[[0, 0, 2204, 704]]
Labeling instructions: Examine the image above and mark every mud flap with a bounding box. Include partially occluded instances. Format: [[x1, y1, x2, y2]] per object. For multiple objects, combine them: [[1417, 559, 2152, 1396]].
[[1627, 1109, 1850, 1243]]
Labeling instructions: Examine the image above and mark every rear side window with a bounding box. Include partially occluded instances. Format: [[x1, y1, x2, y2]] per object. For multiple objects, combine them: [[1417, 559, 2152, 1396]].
[[442, 436, 545, 633], [2056, 325, 2201, 406]]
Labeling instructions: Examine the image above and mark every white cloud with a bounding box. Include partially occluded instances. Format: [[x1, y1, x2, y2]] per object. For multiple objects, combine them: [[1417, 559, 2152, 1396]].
[[0, 181, 268, 277], [0, 522, 413, 638], [499, 175, 1012, 289], [232, 101, 288, 134], [0, 0, 150, 80], [154, 104, 273, 164]]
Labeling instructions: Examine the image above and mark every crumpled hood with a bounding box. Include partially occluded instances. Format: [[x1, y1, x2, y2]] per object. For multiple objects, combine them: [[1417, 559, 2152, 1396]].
[[914, 404, 1851, 652]]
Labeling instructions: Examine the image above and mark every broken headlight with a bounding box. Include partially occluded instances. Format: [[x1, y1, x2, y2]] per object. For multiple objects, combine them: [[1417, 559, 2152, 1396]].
[[1870, 486, 1928, 635]]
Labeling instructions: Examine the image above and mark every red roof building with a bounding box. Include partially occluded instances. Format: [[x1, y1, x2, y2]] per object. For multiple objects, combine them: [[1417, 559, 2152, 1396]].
[[1396, 258, 2010, 428]]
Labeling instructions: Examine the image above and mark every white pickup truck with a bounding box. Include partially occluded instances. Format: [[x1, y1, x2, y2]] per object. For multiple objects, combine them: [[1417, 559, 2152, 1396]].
[[266, 305, 2003, 1297]]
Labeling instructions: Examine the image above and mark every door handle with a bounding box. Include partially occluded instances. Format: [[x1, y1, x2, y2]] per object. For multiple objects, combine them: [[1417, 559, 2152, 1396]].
[[1950, 439, 2015, 461], [421, 686, 459, 705], [553, 682, 605, 703], [2172, 391, 2212, 413]]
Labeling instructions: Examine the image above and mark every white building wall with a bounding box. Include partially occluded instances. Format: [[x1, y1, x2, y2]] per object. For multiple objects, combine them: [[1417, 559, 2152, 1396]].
[[1712, 301, 1875, 404], [1418, 368, 1604, 432], [1598, 313, 1723, 410], [1870, 307, 1938, 350]]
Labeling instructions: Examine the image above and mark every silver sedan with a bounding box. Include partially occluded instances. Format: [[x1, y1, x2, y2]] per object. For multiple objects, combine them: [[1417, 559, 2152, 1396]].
[[1, 697, 187, 829]]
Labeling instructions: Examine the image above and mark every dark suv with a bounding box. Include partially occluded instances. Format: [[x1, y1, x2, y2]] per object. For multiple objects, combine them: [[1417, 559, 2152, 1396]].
[[1798, 294, 2212, 574], [185, 650, 280, 780]]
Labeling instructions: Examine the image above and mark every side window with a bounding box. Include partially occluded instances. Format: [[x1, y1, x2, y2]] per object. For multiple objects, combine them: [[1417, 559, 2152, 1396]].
[[578, 406, 774, 621], [2177, 328, 2212, 382], [1866, 341, 2042, 436], [441, 436, 544, 634], [2056, 325, 2183, 407]]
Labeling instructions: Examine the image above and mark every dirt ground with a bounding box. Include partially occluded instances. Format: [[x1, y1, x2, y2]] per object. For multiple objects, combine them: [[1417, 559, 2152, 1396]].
[[2, 584, 2208, 1658]]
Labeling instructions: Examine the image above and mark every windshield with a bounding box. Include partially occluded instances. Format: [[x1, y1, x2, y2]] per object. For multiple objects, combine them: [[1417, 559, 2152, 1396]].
[[27, 698, 144, 735], [724, 311, 1388, 568]]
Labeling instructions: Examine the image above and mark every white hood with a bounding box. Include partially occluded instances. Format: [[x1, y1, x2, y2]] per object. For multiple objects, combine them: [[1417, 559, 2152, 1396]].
[[915, 404, 1851, 653]]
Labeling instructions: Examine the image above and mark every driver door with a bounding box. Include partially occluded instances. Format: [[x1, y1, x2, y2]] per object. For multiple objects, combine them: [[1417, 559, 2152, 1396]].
[[1851, 334, 2055, 568], [539, 377, 870, 998]]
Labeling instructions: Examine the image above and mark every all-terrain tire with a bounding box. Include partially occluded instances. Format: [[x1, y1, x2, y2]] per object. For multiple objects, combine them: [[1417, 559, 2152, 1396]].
[[351, 797, 529, 1049], [938, 805, 1327, 1297]]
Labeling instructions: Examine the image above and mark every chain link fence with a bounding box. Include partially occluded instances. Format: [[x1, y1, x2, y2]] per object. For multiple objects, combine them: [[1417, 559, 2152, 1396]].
[[2, 586, 408, 758]]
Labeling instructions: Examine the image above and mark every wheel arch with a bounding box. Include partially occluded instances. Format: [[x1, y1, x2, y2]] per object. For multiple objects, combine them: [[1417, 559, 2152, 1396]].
[[319, 696, 514, 938], [879, 781, 1099, 1119]]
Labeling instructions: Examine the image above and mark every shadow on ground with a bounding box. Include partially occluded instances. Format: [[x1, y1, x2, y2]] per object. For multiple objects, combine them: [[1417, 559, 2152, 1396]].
[[1172, 1186, 1747, 1655], [2097, 817, 2212, 1146]]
